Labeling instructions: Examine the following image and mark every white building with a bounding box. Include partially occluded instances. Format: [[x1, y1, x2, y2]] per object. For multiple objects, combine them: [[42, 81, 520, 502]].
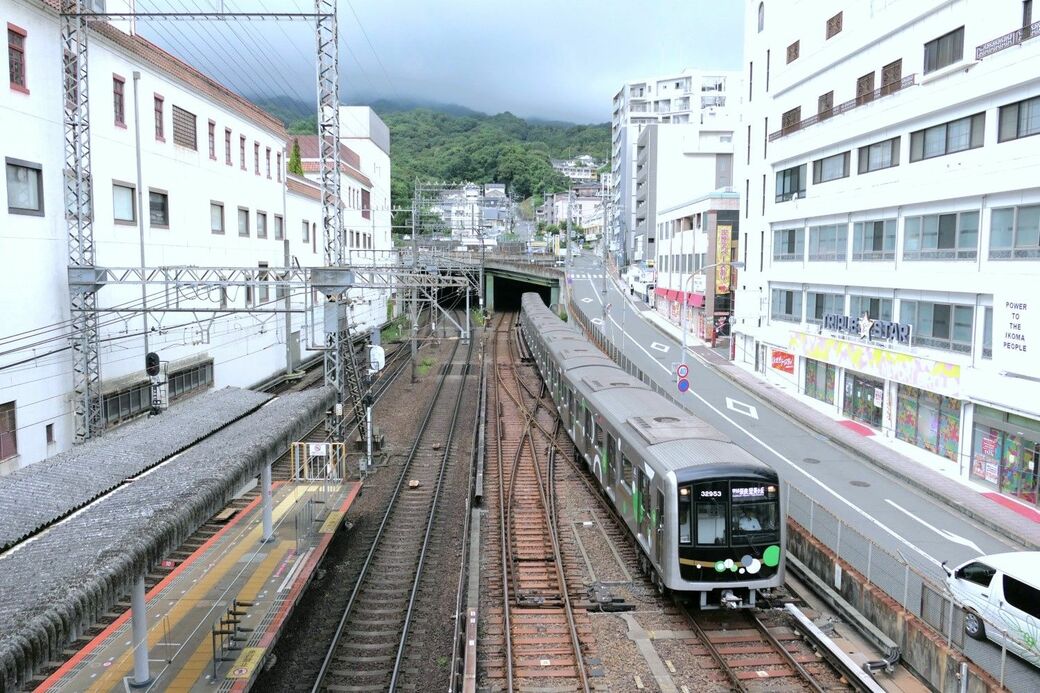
[[733, 0, 1040, 509], [551, 154, 601, 182], [611, 70, 739, 265], [0, 1, 391, 471]]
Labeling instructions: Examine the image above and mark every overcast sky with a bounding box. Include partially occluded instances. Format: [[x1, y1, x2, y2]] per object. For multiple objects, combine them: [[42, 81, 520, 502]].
[[141, 0, 745, 124]]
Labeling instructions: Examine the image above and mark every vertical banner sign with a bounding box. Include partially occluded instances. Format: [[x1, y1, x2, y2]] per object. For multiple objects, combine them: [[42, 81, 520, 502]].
[[716, 225, 732, 294], [994, 296, 1037, 378]]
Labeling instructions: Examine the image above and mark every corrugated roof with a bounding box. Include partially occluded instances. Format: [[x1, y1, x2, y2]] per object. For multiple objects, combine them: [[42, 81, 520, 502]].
[[287, 174, 320, 200], [294, 135, 361, 168], [38, 2, 287, 137]]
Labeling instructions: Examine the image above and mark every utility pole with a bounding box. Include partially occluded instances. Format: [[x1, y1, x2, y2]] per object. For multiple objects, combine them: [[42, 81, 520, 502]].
[[565, 188, 573, 315], [410, 186, 419, 383]]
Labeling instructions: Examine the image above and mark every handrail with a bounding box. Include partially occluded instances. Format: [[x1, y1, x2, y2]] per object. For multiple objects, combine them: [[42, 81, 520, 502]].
[[976, 21, 1040, 60], [768, 75, 917, 142]]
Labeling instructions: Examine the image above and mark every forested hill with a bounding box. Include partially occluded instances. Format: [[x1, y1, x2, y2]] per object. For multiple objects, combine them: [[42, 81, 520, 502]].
[[268, 97, 610, 229], [382, 108, 609, 219]]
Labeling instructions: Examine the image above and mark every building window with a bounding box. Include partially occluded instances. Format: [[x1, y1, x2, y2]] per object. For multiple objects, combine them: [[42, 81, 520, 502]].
[[8, 26, 27, 92], [254, 142, 260, 175], [238, 207, 249, 237], [904, 211, 978, 260], [896, 386, 962, 461], [103, 362, 213, 425], [804, 359, 836, 404], [807, 291, 844, 324], [855, 71, 875, 106], [757, 2, 764, 32], [781, 106, 801, 133], [0, 401, 16, 460], [881, 59, 903, 95], [151, 95, 164, 141], [276, 152, 283, 182], [812, 151, 850, 184], [257, 211, 268, 239], [265, 147, 271, 178], [774, 164, 805, 202], [786, 40, 799, 63], [225, 128, 232, 165], [858, 137, 900, 173], [850, 295, 893, 321], [924, 27, 964, 74], [998, 95, 1040, 142], [171, 105, 197, 149], [807, 224, 847, 261], [208, 120, 216, 159], [240, 136, 246, 169], [900, 300, 974, 352], [983, 307, 993, 358], [210, 202, 224, 234], [818, 91, 834, 118], [113, 182, 135, 223], [149, 190, 169, 227], [852, 219, 896, 260], [826, 11, 843, 39], [773, 227, 804, 261], [302, 219, 310, 243], [362, 189, 371, 219], [989, 205, 1040, 258], [258, 261, 270, 303], [46, 423, 54, 444], [5, 158, 43, 215], [113, 75, 125, 126], [910, 113, 985, 161], [771, 288, 802, 322], [274, 214, 284, 240]]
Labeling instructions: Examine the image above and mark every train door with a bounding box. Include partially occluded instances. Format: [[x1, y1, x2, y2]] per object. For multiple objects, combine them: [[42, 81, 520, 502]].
[[583, 404, 594, 455], [637, 470, 651, 541], [605, 433, 617, 488], [654, 488, 665, 566], [595, 421, 607, 479]]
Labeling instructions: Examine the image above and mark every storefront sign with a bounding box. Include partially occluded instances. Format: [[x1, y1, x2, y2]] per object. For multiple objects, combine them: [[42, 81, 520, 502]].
[[994, 296, 1038, 378], [788, 331, 961, 396], [715, 225, 732, 294], [693, 274, 706, 294], [873, 387, 883, 408], [771, 350, 795, 373], [823, 313, 912, 345]]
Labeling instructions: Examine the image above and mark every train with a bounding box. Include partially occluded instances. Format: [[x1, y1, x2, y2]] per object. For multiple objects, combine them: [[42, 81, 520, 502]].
[[518, 292, 785, 609]]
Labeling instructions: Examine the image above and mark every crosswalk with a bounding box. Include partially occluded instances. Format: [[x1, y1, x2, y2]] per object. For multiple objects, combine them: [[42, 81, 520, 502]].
[[568, 272, 606, 279]]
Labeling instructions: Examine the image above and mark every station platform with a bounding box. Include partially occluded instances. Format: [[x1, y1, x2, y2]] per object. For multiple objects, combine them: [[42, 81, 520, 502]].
[[37, 478, 361, 693]]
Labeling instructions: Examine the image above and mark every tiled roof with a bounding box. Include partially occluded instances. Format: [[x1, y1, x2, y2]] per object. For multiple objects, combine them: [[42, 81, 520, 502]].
[[39, 2, 286, 137], [293, 135, 361, 169], [299, 160, 372, 188], [287, 174, 320, 200]]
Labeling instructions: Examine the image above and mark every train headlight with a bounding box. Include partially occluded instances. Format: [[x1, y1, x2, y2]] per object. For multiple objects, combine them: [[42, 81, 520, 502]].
[[767, 485, 776, 493], [679, 487, 689, 496]]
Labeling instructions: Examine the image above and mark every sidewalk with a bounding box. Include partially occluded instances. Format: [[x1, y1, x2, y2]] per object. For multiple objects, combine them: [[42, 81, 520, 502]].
[[603, 266, 1040, 551]]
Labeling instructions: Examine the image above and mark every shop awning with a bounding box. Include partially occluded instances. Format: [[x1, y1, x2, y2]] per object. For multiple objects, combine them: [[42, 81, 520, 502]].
[[654, 287, 668, 298], [685, 292, 705, 308]]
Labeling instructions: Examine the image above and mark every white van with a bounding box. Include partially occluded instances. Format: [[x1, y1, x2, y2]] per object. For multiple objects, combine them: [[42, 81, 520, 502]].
[[943, 552, 1040, 667]]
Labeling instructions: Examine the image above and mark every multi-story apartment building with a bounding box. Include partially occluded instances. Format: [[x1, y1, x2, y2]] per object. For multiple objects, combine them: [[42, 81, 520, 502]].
[[551, 154, 601, 182], [611, 70, 738, 265], [635, 121, 736, 264], [733, 0, 1040, 509], [0, 1, 392, 471]]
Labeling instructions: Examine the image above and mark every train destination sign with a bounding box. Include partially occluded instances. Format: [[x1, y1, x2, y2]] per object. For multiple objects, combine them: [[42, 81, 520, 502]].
[[823, 312, 912, 345]]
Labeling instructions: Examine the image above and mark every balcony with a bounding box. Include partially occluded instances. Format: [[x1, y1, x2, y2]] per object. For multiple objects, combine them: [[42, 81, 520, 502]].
[[768, 75, 917, 142], [976, 21, 1040, 59]]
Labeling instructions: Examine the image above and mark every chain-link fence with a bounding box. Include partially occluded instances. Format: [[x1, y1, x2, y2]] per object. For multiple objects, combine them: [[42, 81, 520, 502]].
[[567, 300, 1038, 692]]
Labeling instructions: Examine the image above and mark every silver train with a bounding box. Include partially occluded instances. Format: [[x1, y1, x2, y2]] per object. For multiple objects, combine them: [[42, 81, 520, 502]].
[[519, 292, 785, 608]]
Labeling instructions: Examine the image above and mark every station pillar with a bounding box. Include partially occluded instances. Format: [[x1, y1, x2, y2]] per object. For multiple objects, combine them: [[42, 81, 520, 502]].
[[484, 274, 494, 313], [549, 284, 560, 311], [261, 462, 273, 542], [130, 575, 151, 687]]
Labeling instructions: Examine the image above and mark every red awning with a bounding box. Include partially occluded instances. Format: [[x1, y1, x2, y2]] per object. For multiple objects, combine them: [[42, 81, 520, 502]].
[[668, 289, 681, 302], [685, 292, 705, 308], [655, 287, 668, 298]]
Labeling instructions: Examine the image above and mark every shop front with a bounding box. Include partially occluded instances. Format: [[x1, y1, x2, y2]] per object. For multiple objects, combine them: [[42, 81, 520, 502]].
[[969, 407, 1040, 507], [842, 372, 884, 428], [804, 358, 836, 405], [896, 386, 962, 462]]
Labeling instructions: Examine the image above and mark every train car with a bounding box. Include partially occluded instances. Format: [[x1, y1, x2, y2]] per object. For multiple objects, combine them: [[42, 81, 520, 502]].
[[519, 293, 784, 608]]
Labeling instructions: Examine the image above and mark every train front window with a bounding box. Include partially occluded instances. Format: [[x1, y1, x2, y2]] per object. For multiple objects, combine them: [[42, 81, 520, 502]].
[[679, 487, 692, 543], [730, 482, 780, 544], [693, 481, 728, 546]]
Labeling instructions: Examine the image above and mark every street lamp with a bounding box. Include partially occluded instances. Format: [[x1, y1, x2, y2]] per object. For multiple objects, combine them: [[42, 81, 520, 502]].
[[681, 260, 745, 359]]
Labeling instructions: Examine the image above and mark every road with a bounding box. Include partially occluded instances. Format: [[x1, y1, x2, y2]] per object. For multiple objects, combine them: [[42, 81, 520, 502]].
[[564, 255, 1016, 574]]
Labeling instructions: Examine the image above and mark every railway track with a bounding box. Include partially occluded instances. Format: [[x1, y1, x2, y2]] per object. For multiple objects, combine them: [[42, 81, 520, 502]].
[[481, 313, 590, 692], [311, 333, 475, 692]]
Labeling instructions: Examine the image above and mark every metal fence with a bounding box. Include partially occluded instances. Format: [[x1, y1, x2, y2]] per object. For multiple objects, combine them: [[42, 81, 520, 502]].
[[567, 300, 1036, 692]]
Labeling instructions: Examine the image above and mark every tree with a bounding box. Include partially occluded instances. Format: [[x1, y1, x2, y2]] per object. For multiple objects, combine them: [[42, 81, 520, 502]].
[[288, 138, 303, 176]]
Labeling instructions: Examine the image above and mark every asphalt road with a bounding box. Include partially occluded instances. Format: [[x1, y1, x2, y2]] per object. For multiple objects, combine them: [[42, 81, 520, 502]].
[[564, 255, 1017, 577]]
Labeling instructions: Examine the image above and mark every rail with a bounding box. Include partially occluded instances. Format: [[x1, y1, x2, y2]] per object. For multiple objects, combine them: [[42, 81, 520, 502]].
[[784, 603, 888, 693]]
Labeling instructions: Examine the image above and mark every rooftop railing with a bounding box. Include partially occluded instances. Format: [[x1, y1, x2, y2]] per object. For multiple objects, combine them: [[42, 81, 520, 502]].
[[976, 21, 1040, 59], [768, 74, 917, 142]]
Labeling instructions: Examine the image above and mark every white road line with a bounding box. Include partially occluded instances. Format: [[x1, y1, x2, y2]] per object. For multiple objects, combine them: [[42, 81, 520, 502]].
[[579, 275, 946, 565], [725, 397, 759, 420], [885, 499, 983, 554], [650, 341, 670, 353]]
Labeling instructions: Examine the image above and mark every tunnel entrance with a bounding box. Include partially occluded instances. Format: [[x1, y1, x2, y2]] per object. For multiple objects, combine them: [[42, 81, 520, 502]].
[[489, 275, 554, 312]]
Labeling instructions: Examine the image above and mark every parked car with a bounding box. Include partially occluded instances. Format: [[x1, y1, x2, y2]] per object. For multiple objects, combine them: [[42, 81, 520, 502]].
[[943, 552, 1040, 667]]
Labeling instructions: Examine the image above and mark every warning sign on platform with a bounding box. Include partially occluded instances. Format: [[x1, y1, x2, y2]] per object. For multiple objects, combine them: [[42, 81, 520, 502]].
[[226, 647, 265, 679], [308, 443, 328, 458]]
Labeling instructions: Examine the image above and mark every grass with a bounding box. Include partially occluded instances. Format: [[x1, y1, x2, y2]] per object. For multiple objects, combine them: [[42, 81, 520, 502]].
[[380, 315, 409, 343], [471, 309, 486, 327], [417, 356, 435, 377]]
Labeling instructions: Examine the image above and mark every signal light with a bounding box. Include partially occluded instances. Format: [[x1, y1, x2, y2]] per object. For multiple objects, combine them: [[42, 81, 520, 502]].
[[145, 352, 161, 377]]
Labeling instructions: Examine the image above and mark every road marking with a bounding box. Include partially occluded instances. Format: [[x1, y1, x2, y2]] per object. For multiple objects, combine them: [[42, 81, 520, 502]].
[[577, 278, 949, 566], [650, 341, 670, 353], [591, 318, 604, 326], [581, 297, 592, 304], [884, 499, 983, 554], [725, 397, 758, 419]]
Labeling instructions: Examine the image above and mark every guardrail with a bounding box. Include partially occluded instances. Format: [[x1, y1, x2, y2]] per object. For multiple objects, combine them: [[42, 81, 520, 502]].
[[976, 21, 1040, 59]]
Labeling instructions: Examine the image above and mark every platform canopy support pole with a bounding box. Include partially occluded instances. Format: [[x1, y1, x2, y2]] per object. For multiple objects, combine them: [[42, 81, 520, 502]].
[[261, 462, 273, 542], [130, 575, 151, 687]]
